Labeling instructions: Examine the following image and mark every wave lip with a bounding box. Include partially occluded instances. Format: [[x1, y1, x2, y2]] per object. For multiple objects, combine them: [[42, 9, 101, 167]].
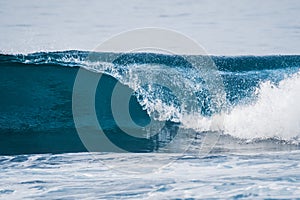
[[2, 51, 300, 71]]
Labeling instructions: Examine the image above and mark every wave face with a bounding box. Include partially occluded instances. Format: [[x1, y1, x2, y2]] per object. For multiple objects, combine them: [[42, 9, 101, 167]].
[[1, 51, 300, 155]]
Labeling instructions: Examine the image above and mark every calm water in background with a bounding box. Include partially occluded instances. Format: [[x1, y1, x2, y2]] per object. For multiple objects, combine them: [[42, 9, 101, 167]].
[[0, 0, 300, 55], [1, 0, 300, 199]]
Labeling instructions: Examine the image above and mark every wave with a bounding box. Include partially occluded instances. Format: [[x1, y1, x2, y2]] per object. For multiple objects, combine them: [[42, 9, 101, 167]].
[[1, 51, 300, 155]]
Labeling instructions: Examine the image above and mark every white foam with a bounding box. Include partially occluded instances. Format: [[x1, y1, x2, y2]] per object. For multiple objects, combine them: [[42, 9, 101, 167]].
[[223, 71, 300, 142], [176, 70, 300, 143]]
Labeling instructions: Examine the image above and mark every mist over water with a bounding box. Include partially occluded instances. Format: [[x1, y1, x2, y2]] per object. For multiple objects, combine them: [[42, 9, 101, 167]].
[[0, 0, 300, 55]]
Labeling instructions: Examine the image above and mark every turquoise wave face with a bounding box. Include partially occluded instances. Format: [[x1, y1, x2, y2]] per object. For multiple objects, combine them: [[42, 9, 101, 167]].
[[1, 51, 300, 155]]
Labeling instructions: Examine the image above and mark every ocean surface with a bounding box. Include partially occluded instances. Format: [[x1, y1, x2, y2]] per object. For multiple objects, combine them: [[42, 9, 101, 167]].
[[1, 0, 300, 199]]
